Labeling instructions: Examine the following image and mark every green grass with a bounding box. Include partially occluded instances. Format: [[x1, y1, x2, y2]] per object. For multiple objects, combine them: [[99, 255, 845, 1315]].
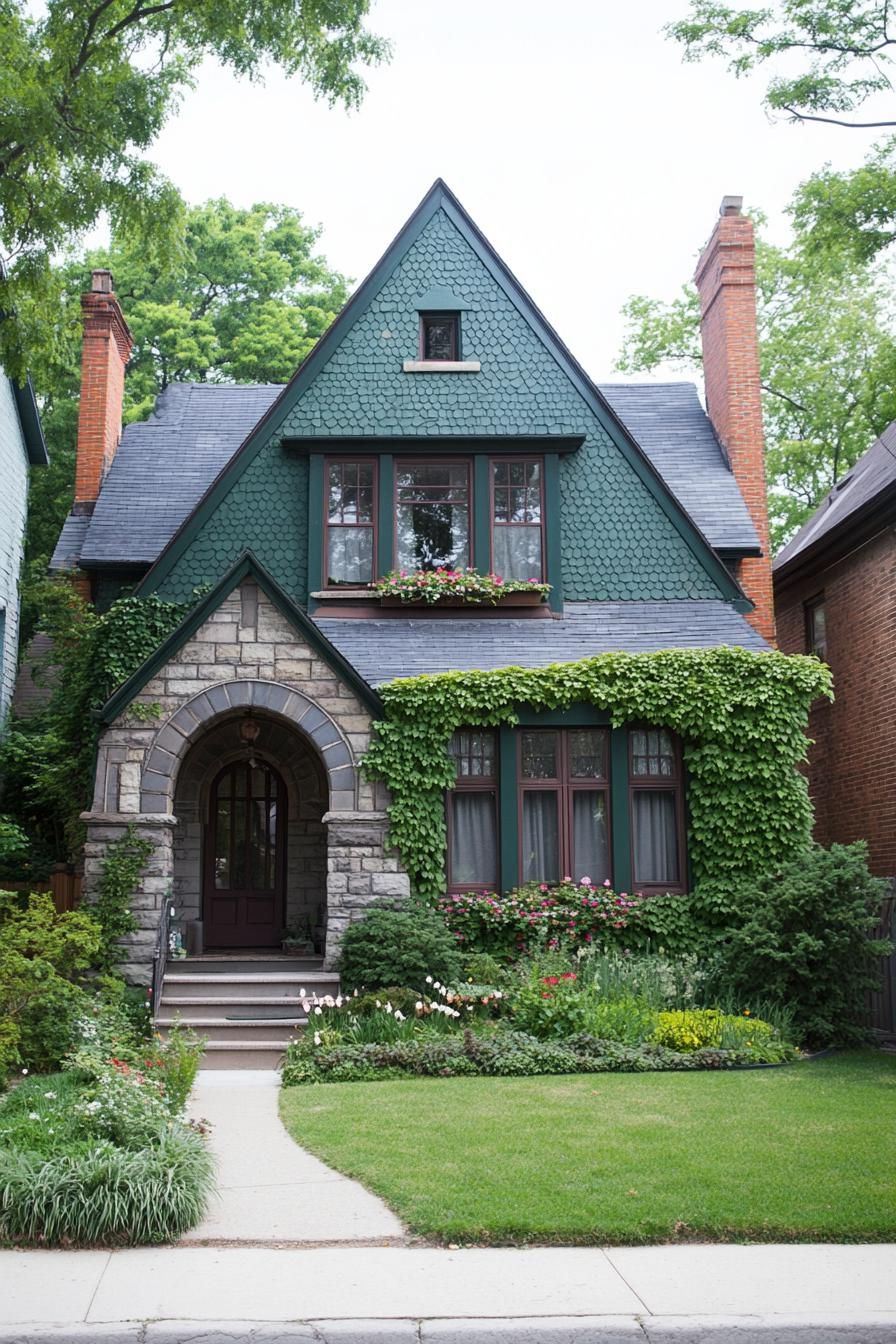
[[279, 1050, 896, 1245]]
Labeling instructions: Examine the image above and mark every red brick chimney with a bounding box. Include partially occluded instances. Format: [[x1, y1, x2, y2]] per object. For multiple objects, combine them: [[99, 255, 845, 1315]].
[[74, 269, 132, 507], [694, 197, 775, 645]]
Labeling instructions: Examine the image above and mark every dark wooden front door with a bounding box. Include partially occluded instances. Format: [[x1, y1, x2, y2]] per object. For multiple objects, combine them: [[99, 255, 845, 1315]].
[[204, 761, 286, 949]]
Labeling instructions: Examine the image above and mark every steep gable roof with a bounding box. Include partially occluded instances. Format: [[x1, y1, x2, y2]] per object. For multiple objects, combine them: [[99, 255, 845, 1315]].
[[774, 419, 896, 580], [131, 180, 745, 607]]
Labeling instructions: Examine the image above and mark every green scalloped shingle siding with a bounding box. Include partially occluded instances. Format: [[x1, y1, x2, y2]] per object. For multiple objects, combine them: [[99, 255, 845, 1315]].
[[158, 208, 722, 604], [156, 452, 308, 604]]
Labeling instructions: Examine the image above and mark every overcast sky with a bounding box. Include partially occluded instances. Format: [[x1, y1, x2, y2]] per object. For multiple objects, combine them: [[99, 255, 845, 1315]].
[[150, 0, 875, 382]]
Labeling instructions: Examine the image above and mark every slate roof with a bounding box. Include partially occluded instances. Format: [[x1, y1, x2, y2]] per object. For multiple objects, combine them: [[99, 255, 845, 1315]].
[[51, 382, 283, 570], [51, 379, 759, 572], [598, 383, 759, 554], [774, 419, 896, 576], [313, 600, 768, 685]]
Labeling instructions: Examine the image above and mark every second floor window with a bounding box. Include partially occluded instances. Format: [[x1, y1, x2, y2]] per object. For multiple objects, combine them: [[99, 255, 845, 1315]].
[[326, 460, 376, 586], [396, 462, 471, 570], [492, 459, 543, 581]]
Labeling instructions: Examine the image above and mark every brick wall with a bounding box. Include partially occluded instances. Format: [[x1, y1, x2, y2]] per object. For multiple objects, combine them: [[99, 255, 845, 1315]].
[[775, 527, 896, 875], [695, 201, 775, 644]]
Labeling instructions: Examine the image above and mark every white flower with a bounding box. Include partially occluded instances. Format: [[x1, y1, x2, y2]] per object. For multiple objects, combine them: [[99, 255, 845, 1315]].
[[394, 1010, 405, 1022], [21, 1068, 28, 1076], [44, 1091, 56, 1099], [314, 1006, 322, 1016], [425, 975, 433, 984], [375, 999, 381, 1008], [28, 1111, 40, 1121], [415, 1001, 423, 1011], [313, 1032, 321, 1046], [299, 988, 306, 997], [385, 1003, 393, 1014]]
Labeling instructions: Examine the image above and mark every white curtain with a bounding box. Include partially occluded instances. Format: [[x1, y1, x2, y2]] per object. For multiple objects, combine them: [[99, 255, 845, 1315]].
[[632, 791, 679, 885], [493, 526, 541, 581], [522, 791, 559, 882], [450, 793, 497, 887], [328, 528, 373, 584], [572, 792, 610, 883]]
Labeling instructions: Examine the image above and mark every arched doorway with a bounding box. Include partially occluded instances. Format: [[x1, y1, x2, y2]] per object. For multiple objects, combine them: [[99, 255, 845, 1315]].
[[203, 759, 287, 949]]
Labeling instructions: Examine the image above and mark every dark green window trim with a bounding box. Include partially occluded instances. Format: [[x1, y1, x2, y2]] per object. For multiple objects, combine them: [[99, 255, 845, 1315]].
[[309, 448, 565, 607], [458, 718, 690, 896]]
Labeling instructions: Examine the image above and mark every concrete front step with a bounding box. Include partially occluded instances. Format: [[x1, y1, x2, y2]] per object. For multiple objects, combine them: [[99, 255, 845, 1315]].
[[157, 1017, 305, 1043], [195, 1040, 289, 1069], [159, 996, 309, 1020], [163, 973, 340, 1000]]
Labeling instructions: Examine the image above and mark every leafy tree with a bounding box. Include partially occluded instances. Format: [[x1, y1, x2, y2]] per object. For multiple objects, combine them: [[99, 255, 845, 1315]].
[[666, 3, 896, 262], [0, 0, 387, 379], [616, 218, 896, 547], [667, 1, 895, 128]]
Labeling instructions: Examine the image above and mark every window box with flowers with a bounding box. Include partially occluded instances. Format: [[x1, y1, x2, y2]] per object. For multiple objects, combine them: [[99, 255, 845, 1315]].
[[372, 568, 552, 607]]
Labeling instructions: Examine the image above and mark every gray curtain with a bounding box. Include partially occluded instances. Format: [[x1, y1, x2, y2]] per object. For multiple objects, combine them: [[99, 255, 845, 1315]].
[[522, 791, 559, 882], [632, 791, 679, 885], [450, 793, 497, 887], [572, 792, 609, 883], [493, 527, 541, 581], [327, 528, 373, 584]]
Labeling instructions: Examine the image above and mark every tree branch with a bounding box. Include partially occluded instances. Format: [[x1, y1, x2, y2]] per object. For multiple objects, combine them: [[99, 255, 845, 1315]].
[[780, 105, 896, 127]]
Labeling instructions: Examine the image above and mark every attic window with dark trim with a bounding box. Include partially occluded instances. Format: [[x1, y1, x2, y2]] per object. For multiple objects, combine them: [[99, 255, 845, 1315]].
[[420, 312, 458, 361], [805, 595, 827, 661]]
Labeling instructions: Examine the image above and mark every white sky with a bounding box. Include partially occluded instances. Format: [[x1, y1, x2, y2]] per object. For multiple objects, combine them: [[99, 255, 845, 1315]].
[[150, 0, 876, 381]]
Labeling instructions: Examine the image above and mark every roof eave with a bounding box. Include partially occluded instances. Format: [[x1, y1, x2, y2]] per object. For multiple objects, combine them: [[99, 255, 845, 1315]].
[[12, 376, 48, 465], [773, 484, 896, 586]]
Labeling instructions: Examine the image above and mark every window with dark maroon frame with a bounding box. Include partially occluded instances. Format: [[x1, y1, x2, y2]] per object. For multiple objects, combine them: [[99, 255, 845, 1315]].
[[518, 728, 611, 884], [325, 459, 377, 587], [419, 312, 459, 361], [629, 728, 685, 892], [395, 459, 471, 571], [446, 730, 498, 891], [491, 458, 544, 581], [805, 595, 827, 661]]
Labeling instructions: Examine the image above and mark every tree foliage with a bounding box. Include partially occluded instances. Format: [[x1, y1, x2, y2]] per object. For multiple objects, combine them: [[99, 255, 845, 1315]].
[[616, 216, 896, 547], [0, 0, 387, 379], [667, 1, 896, 128]]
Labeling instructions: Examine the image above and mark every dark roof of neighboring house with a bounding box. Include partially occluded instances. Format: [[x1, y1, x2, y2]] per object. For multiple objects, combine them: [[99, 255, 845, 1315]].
[[599, 383, 759, 555], [51, 378, 759, 572], [774, 420, 896, 579], [314, 599, 768, 685]]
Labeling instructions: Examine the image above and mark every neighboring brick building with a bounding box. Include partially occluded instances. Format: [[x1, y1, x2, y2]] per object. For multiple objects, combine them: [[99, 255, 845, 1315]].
[[52, 182, 777, 992], [774, 421, 896, 877]]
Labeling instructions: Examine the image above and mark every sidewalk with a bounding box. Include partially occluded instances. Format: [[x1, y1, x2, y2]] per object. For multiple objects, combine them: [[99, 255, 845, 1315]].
[[2, 1243, 895, 1341], [182, 1069, 404, 1244]]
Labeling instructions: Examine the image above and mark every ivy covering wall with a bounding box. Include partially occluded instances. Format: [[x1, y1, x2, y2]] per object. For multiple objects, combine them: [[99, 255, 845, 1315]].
[[362, 647, 833, 897]]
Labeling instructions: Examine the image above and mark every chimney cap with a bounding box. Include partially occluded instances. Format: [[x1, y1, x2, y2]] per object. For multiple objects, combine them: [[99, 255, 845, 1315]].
[[720, 195, 743, 217], [91, 268, 114, 294]]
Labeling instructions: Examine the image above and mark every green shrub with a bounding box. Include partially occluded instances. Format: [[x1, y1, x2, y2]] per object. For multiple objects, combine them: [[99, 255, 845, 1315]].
[[281, 1027, 792, 1086], [0, 816, 30, 879], [462, 952, 506, 985], [0, 1125, 213, 1246], [509, 973, 591, 1038], [338, 902, 462, 992], [717, 842, 890, 1047], [0, 891, 102, 1076], [589, 995, 657, 1045]]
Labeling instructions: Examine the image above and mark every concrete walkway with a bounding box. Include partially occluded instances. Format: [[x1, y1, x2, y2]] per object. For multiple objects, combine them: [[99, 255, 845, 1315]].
[[1, 1244, 895, 1340], [182, 1069, 405, 1245]]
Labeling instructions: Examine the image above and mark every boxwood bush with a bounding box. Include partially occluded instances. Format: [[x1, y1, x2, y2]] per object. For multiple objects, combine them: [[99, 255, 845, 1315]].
[[339, 902, 462, 992]]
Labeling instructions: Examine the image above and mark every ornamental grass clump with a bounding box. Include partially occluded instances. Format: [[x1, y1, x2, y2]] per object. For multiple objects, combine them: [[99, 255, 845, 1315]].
[[373, 567, 551, 605]]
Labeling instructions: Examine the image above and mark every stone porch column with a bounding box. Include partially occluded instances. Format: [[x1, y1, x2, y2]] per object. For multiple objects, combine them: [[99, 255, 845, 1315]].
[[81, 811, 177, 986], [323, 811, 410, 970]]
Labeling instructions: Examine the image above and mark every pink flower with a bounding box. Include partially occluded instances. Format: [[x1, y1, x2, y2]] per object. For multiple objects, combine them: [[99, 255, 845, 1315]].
[[579, 876, 592, 886], [603, 879, 612, 887]]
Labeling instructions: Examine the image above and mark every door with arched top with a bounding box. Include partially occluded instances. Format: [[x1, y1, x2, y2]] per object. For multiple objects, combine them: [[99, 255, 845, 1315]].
[[204, 761, 286, 949]]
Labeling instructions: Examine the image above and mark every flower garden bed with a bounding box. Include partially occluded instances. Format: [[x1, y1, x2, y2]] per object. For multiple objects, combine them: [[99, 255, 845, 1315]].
[[372, 567, 551, 606]]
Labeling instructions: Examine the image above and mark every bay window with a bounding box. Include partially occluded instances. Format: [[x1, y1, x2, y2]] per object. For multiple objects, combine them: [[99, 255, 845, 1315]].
[[491, 459, 543, 581], [629, 728, 684, 891], [325, 459, 376, 587], [447, 730, 498, 891]]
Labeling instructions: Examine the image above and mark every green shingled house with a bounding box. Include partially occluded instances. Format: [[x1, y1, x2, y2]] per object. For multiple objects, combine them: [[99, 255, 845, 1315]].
[[52, 183, 778, 1055]]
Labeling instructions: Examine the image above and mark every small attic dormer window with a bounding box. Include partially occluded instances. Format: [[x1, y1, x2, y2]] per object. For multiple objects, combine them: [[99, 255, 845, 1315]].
[[420, 312, 458, 361]]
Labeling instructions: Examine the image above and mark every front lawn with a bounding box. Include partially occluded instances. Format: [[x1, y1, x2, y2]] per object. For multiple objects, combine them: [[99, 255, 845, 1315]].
[[279, 1050, 896, 1245]]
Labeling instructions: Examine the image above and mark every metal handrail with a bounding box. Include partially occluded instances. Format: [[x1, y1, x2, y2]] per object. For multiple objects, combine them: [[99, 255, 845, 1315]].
[[150, 898, 173, 1021]]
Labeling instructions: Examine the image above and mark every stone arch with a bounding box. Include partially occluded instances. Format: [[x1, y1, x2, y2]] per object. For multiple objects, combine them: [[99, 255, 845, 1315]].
[[139, 680, 358, 814]]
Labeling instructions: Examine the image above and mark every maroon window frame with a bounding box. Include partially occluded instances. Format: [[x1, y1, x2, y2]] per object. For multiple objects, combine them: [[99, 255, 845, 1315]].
[[446, 729, 498, 892], [628, 728, 686, 893], [419, 312, 459, 361], [394, 458, 472, 571], [490, 457, 545, 582], [517, 728, 612, 885], [805, 595, 827, 661], [324, 457, 377, 589]]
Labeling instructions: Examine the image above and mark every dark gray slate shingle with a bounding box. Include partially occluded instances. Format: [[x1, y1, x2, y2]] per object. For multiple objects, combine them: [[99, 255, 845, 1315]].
[[598, 382, 760, 554], [314, 600, 768, 686]]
